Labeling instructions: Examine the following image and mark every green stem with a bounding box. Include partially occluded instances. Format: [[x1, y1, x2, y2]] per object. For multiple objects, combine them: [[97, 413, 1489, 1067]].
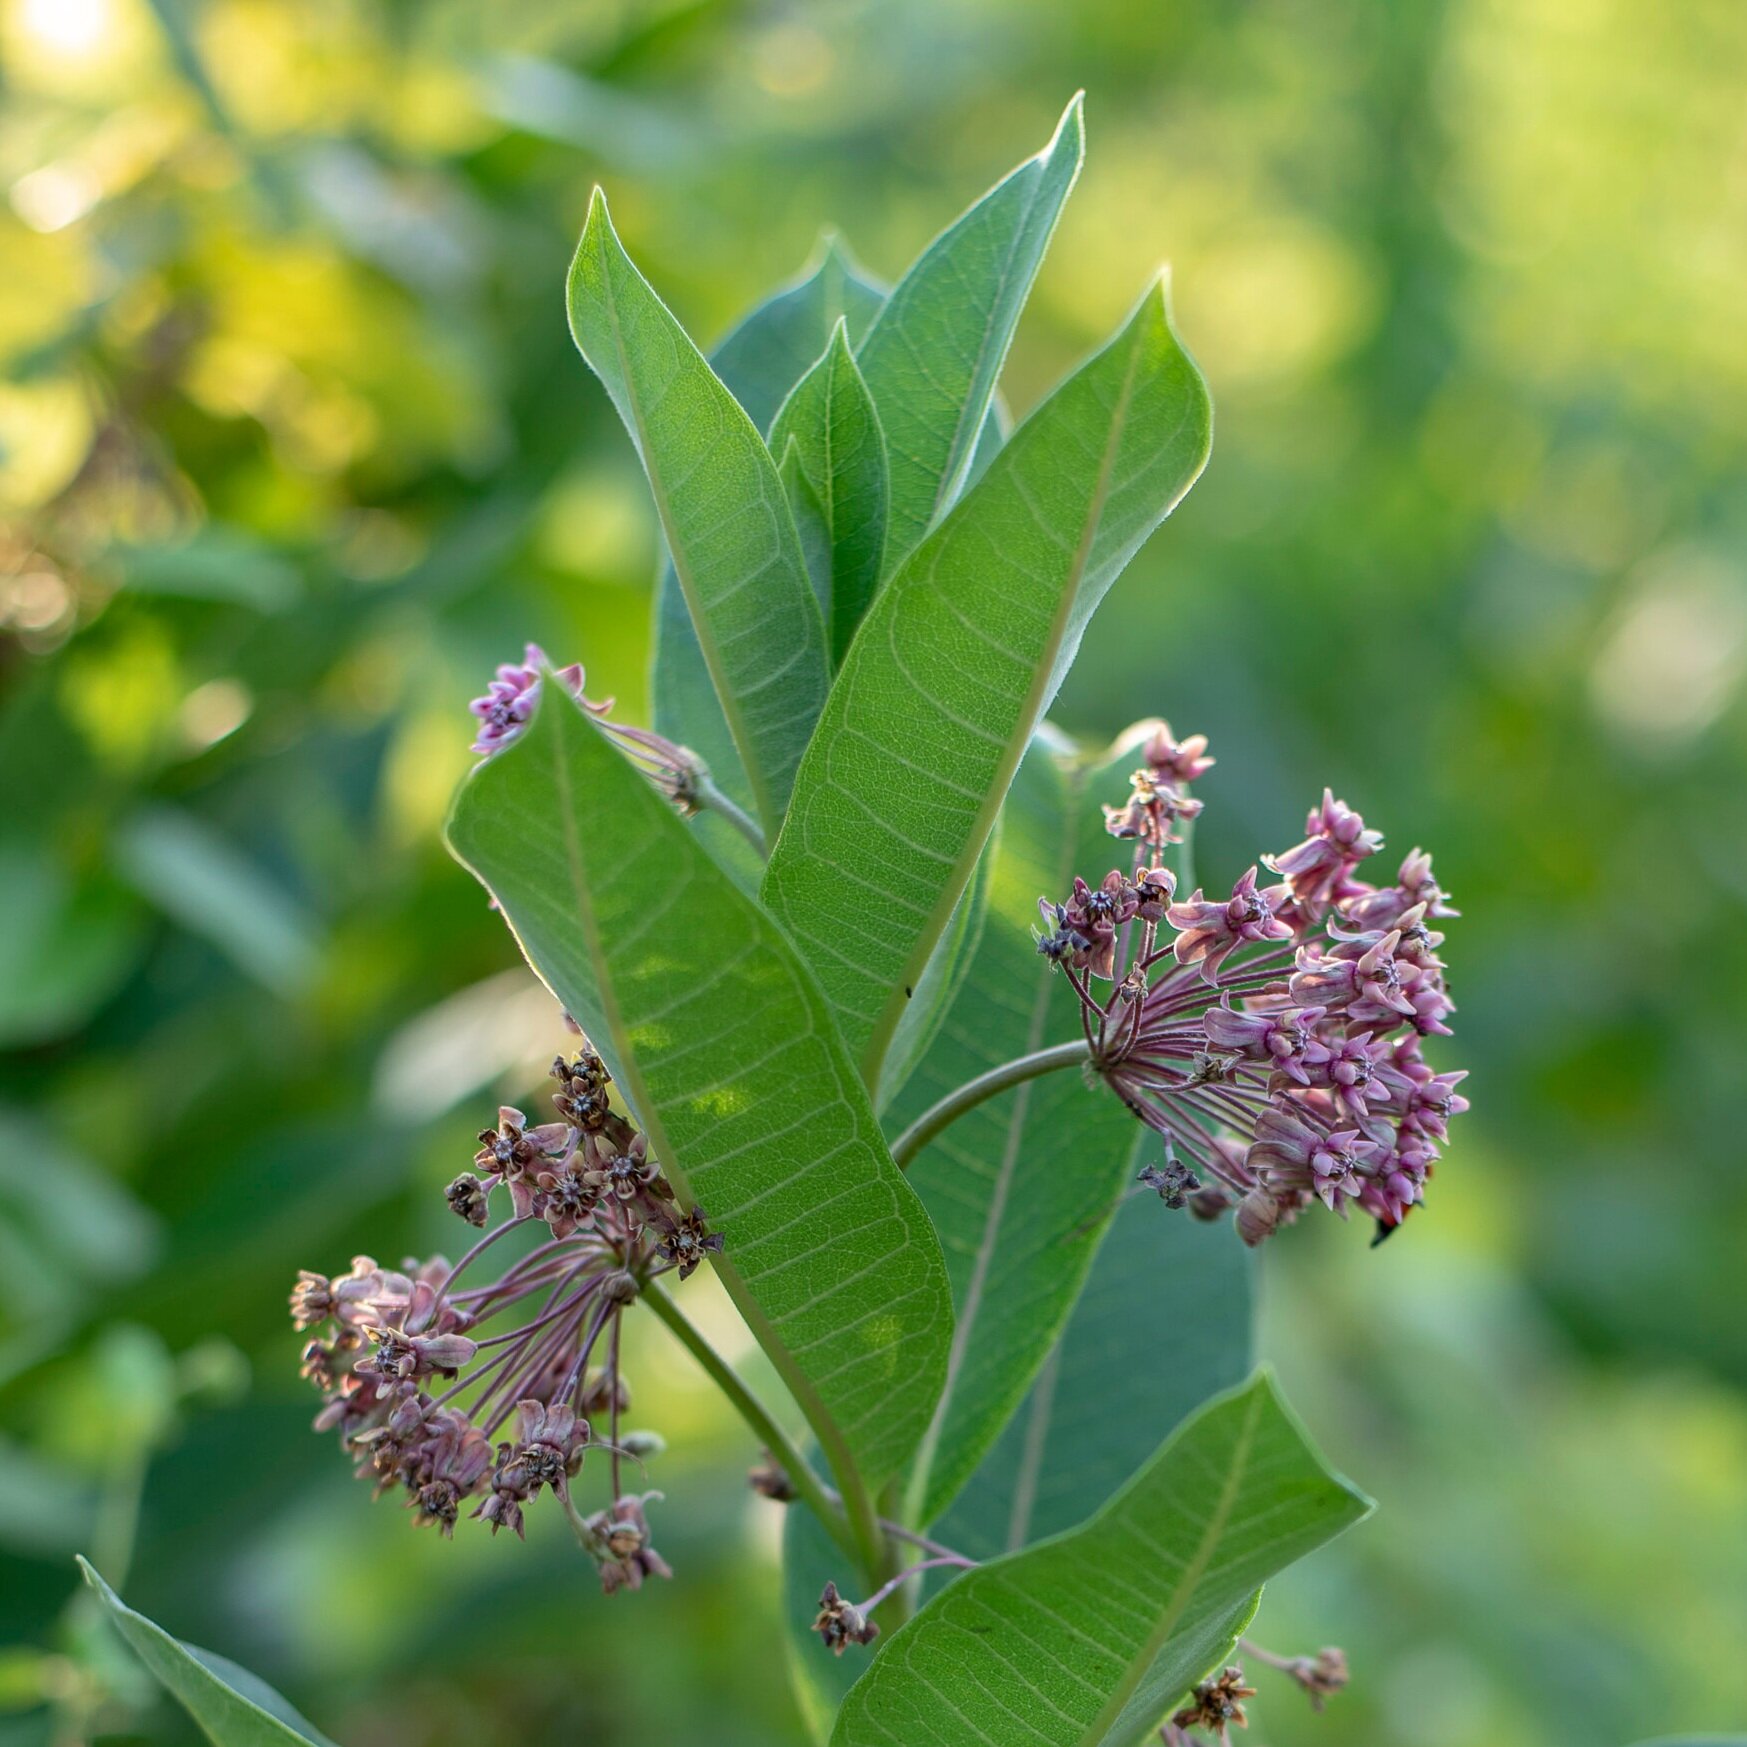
[[693, 773, 769, 860], [642, 1284, 861, 1566], [888, 1038, 1093, 1171]]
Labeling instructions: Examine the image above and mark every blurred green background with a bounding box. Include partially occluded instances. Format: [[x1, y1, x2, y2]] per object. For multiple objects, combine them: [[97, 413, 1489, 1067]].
[[3, 0, 1745, 1742]]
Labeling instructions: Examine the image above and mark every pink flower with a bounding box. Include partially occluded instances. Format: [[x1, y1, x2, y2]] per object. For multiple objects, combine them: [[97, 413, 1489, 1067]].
[[1168, 867, 1293, 983], [1268, 790, 1384, 914], [468, 645, 586, 755]]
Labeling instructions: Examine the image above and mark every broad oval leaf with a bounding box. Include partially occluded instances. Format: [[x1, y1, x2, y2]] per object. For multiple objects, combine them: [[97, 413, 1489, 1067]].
[[567, 190, 830, 838], [79, 1559, 335, 1747], [770, 320, 890, 665], [856, 95, 1084, 570], [830, 1375, 1368, 1747], [895, 733, 1146, 1525], [762, 281, 1213, 1091], [445, 689, 952, 1491]]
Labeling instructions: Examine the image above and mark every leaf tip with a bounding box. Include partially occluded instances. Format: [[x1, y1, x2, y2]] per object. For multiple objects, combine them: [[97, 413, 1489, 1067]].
[[1054, 90, 1087, 157]]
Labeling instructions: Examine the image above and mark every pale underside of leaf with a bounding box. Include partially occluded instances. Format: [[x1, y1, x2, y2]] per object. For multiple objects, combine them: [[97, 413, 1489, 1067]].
[[445, 693, 952, 1489], [830, 1375, 1369, 1747], [762, 281, 1213, 1094]]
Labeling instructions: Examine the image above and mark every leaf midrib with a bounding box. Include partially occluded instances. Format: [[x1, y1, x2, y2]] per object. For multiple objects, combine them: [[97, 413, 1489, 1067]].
[[925, 141, 1059, 530], [907, 759, 1090, 1524], [541, 716, 865, 1511], [591, 221, 780, 839], [861, 317, 1150, 1094], [1076, 1385, 1264, 1747]]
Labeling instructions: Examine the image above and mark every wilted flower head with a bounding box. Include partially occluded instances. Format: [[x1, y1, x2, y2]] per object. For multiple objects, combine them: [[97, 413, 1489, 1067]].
[[653, 1205, 725, 1280], [293, 1065, 710, 1555], [1171, 1665, 1257, 1738], [588, 1492, 672, 1595], [813, 1581, 880, 1655]]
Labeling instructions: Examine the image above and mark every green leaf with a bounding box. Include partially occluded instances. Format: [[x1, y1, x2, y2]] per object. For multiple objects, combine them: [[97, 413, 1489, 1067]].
[[873, 828, 993, 1117], [830, 1375, 1367, 1747], [778, 438, 835, 622], [770, 320, 890, 664], [714, 233, 888, 436], [856, 95, 1085, 569], [567, 190, 831, 837], [78, 1559, 336, 1747], [893, 734, 1143, 1525], [651, 234, 886, 881], [445, 689, 952, 1492], [762, 281, 1212, 1090], [934, 1189, 1254, 1560]]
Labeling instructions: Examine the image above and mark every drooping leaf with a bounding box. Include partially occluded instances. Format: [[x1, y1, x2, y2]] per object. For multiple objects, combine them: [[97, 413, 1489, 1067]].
[[893, 734, 1145, 1525], [769, 320, 890, 664], [651, 233, 886, 881], [934, 1189, 1254, 1560], [762, 281, 1212, 1091], [78, 1559, 336, 1747], [567, 190, 830, 837], [856, 95, 1084, 569], [445, 689, 952, 1490], [830, 1375, 1368, 1747]]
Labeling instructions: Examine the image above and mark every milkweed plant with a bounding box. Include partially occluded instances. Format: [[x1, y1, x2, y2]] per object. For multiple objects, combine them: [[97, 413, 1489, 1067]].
[[88, 98, 1472, 1747]]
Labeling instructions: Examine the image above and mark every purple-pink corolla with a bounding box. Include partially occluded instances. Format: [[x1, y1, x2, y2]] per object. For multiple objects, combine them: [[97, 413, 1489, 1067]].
[[468, 645, 585, 755], [1039, 728, 1469, 1247], [290, 1047, 722, 1560]]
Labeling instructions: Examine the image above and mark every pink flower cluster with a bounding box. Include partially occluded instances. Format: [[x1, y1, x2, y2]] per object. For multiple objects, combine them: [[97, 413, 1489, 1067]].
[[1040, 728, 1467, 1245]]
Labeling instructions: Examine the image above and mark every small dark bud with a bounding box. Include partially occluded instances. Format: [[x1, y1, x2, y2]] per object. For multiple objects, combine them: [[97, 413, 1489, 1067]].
[[1188, 1183, 1235, 1222], [749, 1453, 798, 1501], [1285, 1646, 1349, 1709], [813, 1581, 879, 1656], [601, 1269, 640, 1304], [445, 1172, 490, 1227], [1139, 1159, 1201, 1210], [300, 1339, 337, 1390], [579, 1370, 631, 1416], [289, 1271, 335, 1330], [1172, 1665, 1256, 1736]]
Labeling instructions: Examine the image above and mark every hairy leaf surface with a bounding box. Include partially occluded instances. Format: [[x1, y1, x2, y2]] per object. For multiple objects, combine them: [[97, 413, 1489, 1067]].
[[446, 693, 952, 1489], [568, 191, 829, 837], [831, 1376, 1367, 1747], [763, 283, 1212, 1089]]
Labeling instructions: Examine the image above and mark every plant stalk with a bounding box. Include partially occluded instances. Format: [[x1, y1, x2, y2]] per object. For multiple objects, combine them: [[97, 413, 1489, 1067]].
[[888, 1038, 1093, 1171], [693, 773, 768, 859], [641, 1284, 862, 1566]]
